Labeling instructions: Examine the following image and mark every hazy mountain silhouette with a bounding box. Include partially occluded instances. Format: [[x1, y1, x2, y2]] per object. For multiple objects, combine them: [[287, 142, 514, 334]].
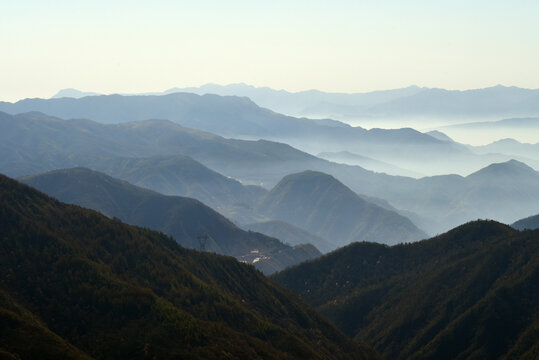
[[84, 154, 267, 219], [0, 173, 377, 359], [0, 93, 478, 174], [158, 84, 539, 124], [380, 159, 539, 233], [0, 111, 416, 202], [3, 111, 539, 235], [273, 220, 539, 360], [0, 92, 351, 138], [257, 171, 427, 247], [20, 168, 320, 274], [45, 84, 424, 117], [24, 86, 539, 175], [244, 220, 337, 254], [317, 150, 423, 177], [436, 117, 539, 149], [0, 111, 331, 187], [151, 83, 539, 120], [425, 130, 455, 142], [52, 88, 100, 98], [511, 214, 539, 230], [441, 117, 539, 130], [365, 85, 539, 118], [164, 83, 425, 117], [473, 137, 539, 161]]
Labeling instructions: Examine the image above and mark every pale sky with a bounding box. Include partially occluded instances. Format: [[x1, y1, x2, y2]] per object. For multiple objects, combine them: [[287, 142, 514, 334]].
[[1, 0, 539, 101]]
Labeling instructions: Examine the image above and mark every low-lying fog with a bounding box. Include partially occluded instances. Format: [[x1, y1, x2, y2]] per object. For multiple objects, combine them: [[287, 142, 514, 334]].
[[328, 116, 539, 146]]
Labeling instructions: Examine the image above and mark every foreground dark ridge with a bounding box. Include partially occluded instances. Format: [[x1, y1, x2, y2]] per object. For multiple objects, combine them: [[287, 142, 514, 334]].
[[273, 220, 539, 360], [0, 174, 378, 360]]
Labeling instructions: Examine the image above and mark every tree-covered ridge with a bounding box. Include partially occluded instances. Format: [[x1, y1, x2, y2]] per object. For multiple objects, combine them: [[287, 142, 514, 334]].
[[273, 221, 539, 360], [0, 287, 92, 360], [0, 174, 378, 360]]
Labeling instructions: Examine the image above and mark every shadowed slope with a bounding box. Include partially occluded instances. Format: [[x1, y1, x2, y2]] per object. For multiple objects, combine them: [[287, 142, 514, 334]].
[[0, 173, 378, 360], [273, 221, 539, 360], [20, 168, 320, 274]]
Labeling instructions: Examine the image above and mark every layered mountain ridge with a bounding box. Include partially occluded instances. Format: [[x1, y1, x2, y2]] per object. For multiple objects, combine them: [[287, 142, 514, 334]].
[[257, 171, 427, 248], [20, 167, 320, 274], [3, 110, 539, 235]]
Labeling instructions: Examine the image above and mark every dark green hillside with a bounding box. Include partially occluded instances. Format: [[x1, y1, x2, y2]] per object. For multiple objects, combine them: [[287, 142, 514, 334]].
[[512, 214, 539, 230], [0, 173, 378, 360], [0, 288, 92, 360], [20, 168, 319, 274], [258, 171, 426, 247], [273, 221, 539, 360]]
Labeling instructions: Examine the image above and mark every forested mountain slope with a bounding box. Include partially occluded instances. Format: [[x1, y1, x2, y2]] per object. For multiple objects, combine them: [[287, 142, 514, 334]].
[[0, 173, 378, 360], [273, 221, 539, 360]]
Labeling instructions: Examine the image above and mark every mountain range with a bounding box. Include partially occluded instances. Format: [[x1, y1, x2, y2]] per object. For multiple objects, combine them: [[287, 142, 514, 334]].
[[2, 111, 539, 235], [0, 110, 329, 187], [442, 117, 539, 131], [2, 83, 538, 360], [51, 83, 539, 121], [273, 220, 539, 360], [0, 173, 377, 359], [317, 151, 423, 177], [19, 167, 320, 274], [473, 137, 539, 161], [1, 91, 513, 177], [376, 159, 539, 234], [257, 171, 427, 248], [81, 154, 268, 221], [435, 117, 539, 146]]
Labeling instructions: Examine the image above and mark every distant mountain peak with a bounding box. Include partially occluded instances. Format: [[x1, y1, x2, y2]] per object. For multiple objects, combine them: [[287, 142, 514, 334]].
[[491, 137, 521, 145], [426, 130, 454, 142], [52, 88, 100, 99], [492, 159, 533, 169], [468, 159, 536, 179], [272, 170, 350, 197], [259, 170, 426, 247], [280, 170, 343, 186]]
